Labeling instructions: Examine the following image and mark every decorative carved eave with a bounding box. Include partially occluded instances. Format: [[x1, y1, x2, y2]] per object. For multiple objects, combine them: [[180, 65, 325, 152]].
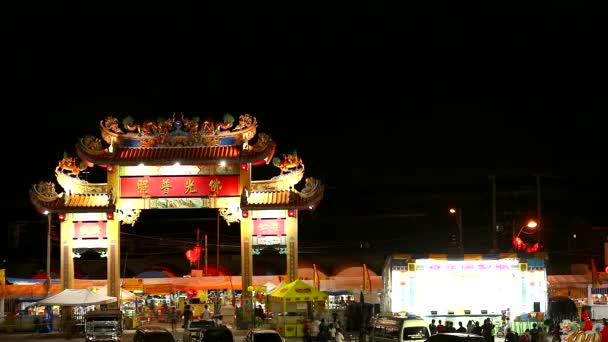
[[99, 113, 258, 148], [240, 177, 324, 211], [55, 169, 112, 195], [76, 140, 276, 167], [30, 190, 116, 214], [250, 165, 305, 192]]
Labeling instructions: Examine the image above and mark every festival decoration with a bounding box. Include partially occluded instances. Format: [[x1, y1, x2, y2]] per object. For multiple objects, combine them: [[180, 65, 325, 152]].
[[185, 245, 202, 265]]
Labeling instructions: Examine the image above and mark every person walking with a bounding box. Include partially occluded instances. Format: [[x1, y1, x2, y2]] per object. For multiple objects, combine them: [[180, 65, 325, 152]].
[[182, 305, 193, 330], [169, 307, 178, 333], [318, 318, 329, 342]]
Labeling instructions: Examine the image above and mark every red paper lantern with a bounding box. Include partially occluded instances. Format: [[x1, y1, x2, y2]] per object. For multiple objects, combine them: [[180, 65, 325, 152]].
[[185, 245, 203, 263], [186, 289, 197, 298]]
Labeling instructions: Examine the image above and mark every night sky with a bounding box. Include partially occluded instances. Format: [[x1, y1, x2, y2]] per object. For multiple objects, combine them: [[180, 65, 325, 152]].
[[4, 15, 606, 267]]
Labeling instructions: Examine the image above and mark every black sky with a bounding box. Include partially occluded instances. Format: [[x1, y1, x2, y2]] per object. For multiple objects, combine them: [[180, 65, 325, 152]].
[[5, 14, 607, 257]]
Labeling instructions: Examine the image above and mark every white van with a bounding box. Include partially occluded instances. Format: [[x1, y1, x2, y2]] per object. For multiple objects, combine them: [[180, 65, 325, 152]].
[[370, 315, 430, 342]]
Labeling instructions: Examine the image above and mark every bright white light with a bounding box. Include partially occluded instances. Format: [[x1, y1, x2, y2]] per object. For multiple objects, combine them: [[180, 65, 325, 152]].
[[526, 220, 538, 228], [43, 210, 49, 215], [138, 163, 145, 167], [108, 144, 114, 153], [173, 162, 181, 167], [449, 208, 456, 214], [219, 160, 226, 167]]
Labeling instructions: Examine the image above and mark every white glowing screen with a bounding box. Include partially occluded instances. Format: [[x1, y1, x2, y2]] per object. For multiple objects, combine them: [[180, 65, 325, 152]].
[[390, 259, 547, 317]]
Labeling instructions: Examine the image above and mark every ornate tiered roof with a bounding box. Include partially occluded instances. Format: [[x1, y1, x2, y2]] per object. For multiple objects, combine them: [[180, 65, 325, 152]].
[[76, 113, 276, 166], [30, 112, 323, 217], [30, 181, 116, 214], [241, 177, 324, 211]]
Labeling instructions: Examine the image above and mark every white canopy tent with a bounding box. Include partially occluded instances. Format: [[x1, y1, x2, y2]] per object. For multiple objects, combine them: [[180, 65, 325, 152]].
[[91, 285, 139, 302], [37, 288, 117, 306]]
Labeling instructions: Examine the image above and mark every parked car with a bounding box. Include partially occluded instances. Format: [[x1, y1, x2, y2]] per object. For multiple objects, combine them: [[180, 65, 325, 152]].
[[425, 333, 485, 342], [370, 315, 430, 342], [133, 325, 176, 342], [243, 329, 284, 342], [84, 310, 123, 342], [189, 319, 218, 332], [201, 326, 234, 342]]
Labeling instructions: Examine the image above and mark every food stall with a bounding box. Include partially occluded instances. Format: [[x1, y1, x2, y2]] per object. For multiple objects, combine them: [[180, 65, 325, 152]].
[[268, 280, 328, 337]]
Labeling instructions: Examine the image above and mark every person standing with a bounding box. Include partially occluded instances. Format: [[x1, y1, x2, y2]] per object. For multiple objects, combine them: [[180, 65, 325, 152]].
[[318, 318, 329, 342], [335, 328, 345, 342], [482, 318, 495, 342], [169, 307, 178, 333], [429, 319, 438, 335], [505, 328, 517, 342], [202, 304, 212, 321], [182, 305, 193, 330], [304, 319, 313, 342]]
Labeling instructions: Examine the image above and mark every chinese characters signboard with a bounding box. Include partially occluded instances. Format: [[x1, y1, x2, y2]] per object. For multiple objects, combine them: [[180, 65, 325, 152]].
[[120, 175, 239, 198], [253, 219, 285, 236], [73, 221, 107, 249]]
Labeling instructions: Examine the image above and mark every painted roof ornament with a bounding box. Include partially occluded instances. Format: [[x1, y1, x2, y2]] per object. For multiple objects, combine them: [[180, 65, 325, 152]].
[[100, 112, 257, 148], [56, 152, 88, 179], [272, 152, 303, 174], [31, 181, 61, 203]]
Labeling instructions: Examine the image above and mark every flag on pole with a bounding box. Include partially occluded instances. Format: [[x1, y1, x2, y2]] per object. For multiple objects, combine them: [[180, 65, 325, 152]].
[[313, 264, 320, 289], [0, 269, 5, 298], [591, 258, 601, 287], [363, 263, 371, 292]]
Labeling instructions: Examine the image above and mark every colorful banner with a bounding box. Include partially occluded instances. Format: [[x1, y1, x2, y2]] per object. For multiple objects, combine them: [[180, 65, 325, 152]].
[[591, 258, 602, 287], [122, 278, 144, 292], [120, 175, 239, 198], [313, 264, 320, 290], [363, 264, 371, 292]]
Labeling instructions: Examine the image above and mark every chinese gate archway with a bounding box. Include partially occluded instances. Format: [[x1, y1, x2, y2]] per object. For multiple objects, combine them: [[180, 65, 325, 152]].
[[30, 113, 324, 322]]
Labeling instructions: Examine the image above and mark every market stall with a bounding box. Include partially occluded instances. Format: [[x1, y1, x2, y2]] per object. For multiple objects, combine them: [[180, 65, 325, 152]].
[[268, 279, 328, 337]]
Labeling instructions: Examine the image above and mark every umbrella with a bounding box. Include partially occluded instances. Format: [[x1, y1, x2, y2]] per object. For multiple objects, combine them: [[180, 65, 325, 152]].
[[37, 288, 117, 306]]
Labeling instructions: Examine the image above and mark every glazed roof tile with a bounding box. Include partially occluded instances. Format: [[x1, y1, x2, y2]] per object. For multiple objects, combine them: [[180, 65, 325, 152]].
[[240, 187, 324, 211], [30, 192, 116, 214], [76, 143, 275, 166]]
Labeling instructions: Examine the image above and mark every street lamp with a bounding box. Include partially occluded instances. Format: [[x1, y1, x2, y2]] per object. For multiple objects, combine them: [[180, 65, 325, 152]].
[[513, 219, 539, 250], [449, 208, 463, 254]]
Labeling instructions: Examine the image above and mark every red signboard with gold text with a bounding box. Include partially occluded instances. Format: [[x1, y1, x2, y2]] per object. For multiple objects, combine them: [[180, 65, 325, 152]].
[[74, 222, 107, 239], [120, 175, 239, 198], [253, 219, 285, 236]]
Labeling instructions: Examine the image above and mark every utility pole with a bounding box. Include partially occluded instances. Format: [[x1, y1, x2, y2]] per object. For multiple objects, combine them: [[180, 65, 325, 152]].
[[46, 213, 52, 296], [216, 210, 220, 276], [536, 175, 542, 245], [205, 233, 208, 276], [489, 175, 497, 252], [196, 228, 201, 270], [457, 209, 463, 255]]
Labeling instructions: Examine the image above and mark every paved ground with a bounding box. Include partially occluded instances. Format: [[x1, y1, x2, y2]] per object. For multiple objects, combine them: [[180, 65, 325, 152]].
[[0, 321, 306, 342]]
